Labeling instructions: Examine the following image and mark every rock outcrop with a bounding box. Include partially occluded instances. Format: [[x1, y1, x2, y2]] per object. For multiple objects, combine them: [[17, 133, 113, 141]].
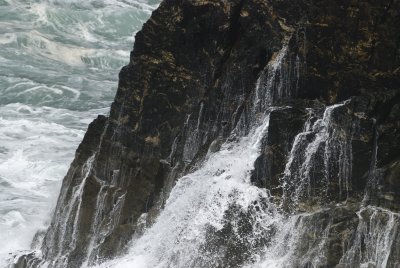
[[12, 0, 400, 267]]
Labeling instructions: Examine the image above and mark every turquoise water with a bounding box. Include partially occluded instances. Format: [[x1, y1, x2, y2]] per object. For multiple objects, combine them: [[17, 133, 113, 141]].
[[0, 0, 158, 264]]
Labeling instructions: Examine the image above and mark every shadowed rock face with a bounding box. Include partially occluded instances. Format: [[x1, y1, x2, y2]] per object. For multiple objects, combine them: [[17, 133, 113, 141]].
[[13, 0, 400, 267]]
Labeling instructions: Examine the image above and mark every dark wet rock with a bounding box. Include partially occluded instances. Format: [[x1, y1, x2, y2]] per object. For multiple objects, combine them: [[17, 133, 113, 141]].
[[14, 0, 400, 267], [251, 107, 308, 190]]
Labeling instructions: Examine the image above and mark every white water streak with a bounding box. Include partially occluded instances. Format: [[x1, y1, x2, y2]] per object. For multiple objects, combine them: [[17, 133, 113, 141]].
[[95, 40, 291, 268]]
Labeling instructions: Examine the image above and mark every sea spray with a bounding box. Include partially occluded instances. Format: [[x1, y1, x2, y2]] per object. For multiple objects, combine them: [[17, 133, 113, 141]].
[[0, 0, 159, 265], [94, 39, 291, 268]]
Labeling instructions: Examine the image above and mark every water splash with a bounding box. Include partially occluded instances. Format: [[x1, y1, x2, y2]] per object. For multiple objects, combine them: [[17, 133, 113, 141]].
[[0, 0, 159, 265], [93, 40, 291, 268]]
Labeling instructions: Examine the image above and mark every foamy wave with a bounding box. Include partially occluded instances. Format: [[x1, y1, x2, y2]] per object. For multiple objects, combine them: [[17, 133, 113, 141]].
[[0, 0, 159, 265], [0, 103, 108, 128], [0, 33, 17, 44], [0, 113, 84, 260], [21, 30, 94, 66]]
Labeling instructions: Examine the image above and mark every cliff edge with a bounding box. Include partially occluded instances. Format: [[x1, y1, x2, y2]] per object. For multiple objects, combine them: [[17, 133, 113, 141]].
[[13, 0, 400, 267]]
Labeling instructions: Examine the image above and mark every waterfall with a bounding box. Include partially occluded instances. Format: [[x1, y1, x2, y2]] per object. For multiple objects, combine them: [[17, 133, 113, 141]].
[[281, 100, 353, 209], [339, 206, 400, 268], [102, 114, 276, 267], [11, 49, 397, 268], [93, 40, 291, 268], [45, 154, 96, 267], [5, 0, 399, 266], [249, 101, 354, 268], [339, 128, 400, 268], [95, 96, 349, 268], [91, 37, 393, 268], [10, 28, 399, 268]]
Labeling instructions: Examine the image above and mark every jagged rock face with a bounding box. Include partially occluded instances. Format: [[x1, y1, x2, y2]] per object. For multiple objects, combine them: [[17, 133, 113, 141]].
[[29, 1, 289, 266], [277, 0, 400, 102], [13, 0, 400, 267]]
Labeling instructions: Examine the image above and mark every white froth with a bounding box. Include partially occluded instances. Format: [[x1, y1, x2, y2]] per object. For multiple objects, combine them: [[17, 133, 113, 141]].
[[0, 0, 160, 266], [0, 113, 83, 265]]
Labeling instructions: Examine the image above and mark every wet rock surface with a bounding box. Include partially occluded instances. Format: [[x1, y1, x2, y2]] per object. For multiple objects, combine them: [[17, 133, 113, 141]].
[[12, 0, 400, 267]]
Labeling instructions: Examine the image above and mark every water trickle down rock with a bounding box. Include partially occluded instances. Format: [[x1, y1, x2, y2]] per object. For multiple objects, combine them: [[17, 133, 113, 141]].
[[280, 100, 353, 210], [11, 0, 400, 267]]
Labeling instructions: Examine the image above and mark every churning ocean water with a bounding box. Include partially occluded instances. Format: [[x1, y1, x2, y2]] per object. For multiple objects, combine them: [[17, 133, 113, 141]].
[[0, 0, 158, 265]]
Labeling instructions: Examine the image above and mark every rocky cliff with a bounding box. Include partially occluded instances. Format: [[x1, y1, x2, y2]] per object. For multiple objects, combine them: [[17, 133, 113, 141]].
[[12, 0, 400, 267]]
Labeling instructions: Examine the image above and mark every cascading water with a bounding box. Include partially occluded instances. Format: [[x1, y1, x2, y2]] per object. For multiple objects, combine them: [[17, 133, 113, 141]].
[[90, 36, 398, 268], [4, 2, 399, 267], [102, 114, 277, 267], [339, 206, 400, 268], [248, 100, 355, 268], [42, 154, 96, 267], [281, 100, 353, 208], [93, 40, 291, 268], [339, 129, 400, 268]]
